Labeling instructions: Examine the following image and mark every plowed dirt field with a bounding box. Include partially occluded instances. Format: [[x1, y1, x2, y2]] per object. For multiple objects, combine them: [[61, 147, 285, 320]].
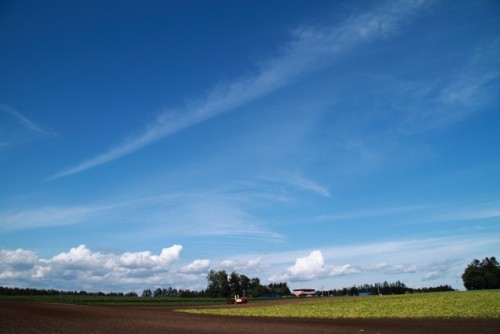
[[1, 300, 499, 333]]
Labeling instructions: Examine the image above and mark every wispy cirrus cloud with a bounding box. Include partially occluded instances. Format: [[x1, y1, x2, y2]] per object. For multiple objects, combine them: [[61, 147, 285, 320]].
[[437, 41, 500, 109], [318, 205, 429, 221], [0, 205, 111, 232], [284, 174, 331, 198], [259, 173, 331, 198], [322, 39, 500, 173], [50, 0, 434, 180], [422, 200, 500, 223], [0, 103, 57, 148], [0, 190, 283, 242], [405, 43, 500, 132], [0, 103, 56, 136]]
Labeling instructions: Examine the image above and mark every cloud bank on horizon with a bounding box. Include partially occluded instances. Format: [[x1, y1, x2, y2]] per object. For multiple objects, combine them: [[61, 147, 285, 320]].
[[1, 0, 499, 292], [1, 231, 496, 292]]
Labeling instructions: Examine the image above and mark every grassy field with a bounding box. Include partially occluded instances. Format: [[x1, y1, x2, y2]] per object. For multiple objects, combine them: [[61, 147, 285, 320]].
[[179, 291, 500, 319]]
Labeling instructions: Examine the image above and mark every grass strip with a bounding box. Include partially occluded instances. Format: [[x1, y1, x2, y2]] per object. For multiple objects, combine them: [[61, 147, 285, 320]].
[[0, 295, 227, 306]]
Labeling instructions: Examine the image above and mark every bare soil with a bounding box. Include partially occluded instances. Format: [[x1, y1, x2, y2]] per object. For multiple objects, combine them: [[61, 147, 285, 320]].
[[1, 300, 499, 334]]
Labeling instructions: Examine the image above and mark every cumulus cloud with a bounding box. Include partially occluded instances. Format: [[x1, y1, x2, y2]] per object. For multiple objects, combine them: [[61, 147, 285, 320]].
[[181, 259, 210, 273], [219, 257, 263, 272], [0, 244, 206, 291], [287, 250, 325, 280], [0, 249, 40, 280], [329, 264, 362, 276], [271, 250, 360, 282], [120, 245, 182, 269], [0, 248, 39, 268]]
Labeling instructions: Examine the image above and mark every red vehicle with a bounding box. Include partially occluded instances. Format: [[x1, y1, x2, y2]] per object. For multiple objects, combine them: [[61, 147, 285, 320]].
[[228, 295, 248, 304]]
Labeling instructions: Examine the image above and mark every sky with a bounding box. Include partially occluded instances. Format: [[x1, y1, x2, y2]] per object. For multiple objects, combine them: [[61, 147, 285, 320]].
[[1, 0, 499, 293]]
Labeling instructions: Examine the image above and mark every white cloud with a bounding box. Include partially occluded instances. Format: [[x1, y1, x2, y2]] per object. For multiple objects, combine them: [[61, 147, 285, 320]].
[[318, 205, 429, 221], [271, 250, 361, 282], [388, 264, 418, 274], [219, 257, 263, 272], [134, 191, 285, 242], [51, 244, 108, 269], [0, 205, 112, 232], [393, 41, 500, 134], [425, 200, 500, 223], [0, 192, 283, 241], [50, 0, 433, 180], [0, 103, 56, 137], [0, 249, 39, 279], [0, 233, 496, 291], [364, 262, 419, 275], [282, 175, 331, 198], [264, 233, 499, 270], [181, 259, 210, 273], [329, 264, 362, 276], [438, 42, 500, 109], [0, 248, 39, 267], [423, 258, 462, 281], [119, 245, 182, 269], [373, 262, 390, 271], [287, 250, 325, 280], [264, 231, 499, 287], [0, 244, 188, 291]]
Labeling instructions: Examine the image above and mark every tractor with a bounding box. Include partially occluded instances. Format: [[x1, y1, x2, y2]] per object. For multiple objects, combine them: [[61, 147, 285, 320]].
[[228, 295, 248, 304]]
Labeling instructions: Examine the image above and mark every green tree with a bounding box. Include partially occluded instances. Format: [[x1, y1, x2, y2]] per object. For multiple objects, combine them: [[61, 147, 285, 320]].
[[240, 274, 251, 296], [153, 288, 163, 297], [142, 289, 152, 298], [206, 270, 230, 297], [267, 282, 291, 296], [249, 277, 265, 297], [462, 256, 500, 290], [229, 272, 241, 296]]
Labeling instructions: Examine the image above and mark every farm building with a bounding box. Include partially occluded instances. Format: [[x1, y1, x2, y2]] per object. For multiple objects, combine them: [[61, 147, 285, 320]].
[[292, 288, 316, 297]]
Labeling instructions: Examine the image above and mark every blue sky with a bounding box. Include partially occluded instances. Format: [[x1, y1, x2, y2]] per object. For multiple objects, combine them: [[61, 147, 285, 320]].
[[1, 0, 499, 293]]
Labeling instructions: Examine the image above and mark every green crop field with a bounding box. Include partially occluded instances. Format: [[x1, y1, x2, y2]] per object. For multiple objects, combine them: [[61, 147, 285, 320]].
[[0, 294, 228, 307], [178, 291, 500, 319]]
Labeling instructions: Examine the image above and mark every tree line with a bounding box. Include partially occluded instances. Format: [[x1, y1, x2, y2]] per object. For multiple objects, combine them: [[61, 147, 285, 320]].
[[318, 281, 455, 297], [0, 286, 138, 297], [141, 287, 204, 298]]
